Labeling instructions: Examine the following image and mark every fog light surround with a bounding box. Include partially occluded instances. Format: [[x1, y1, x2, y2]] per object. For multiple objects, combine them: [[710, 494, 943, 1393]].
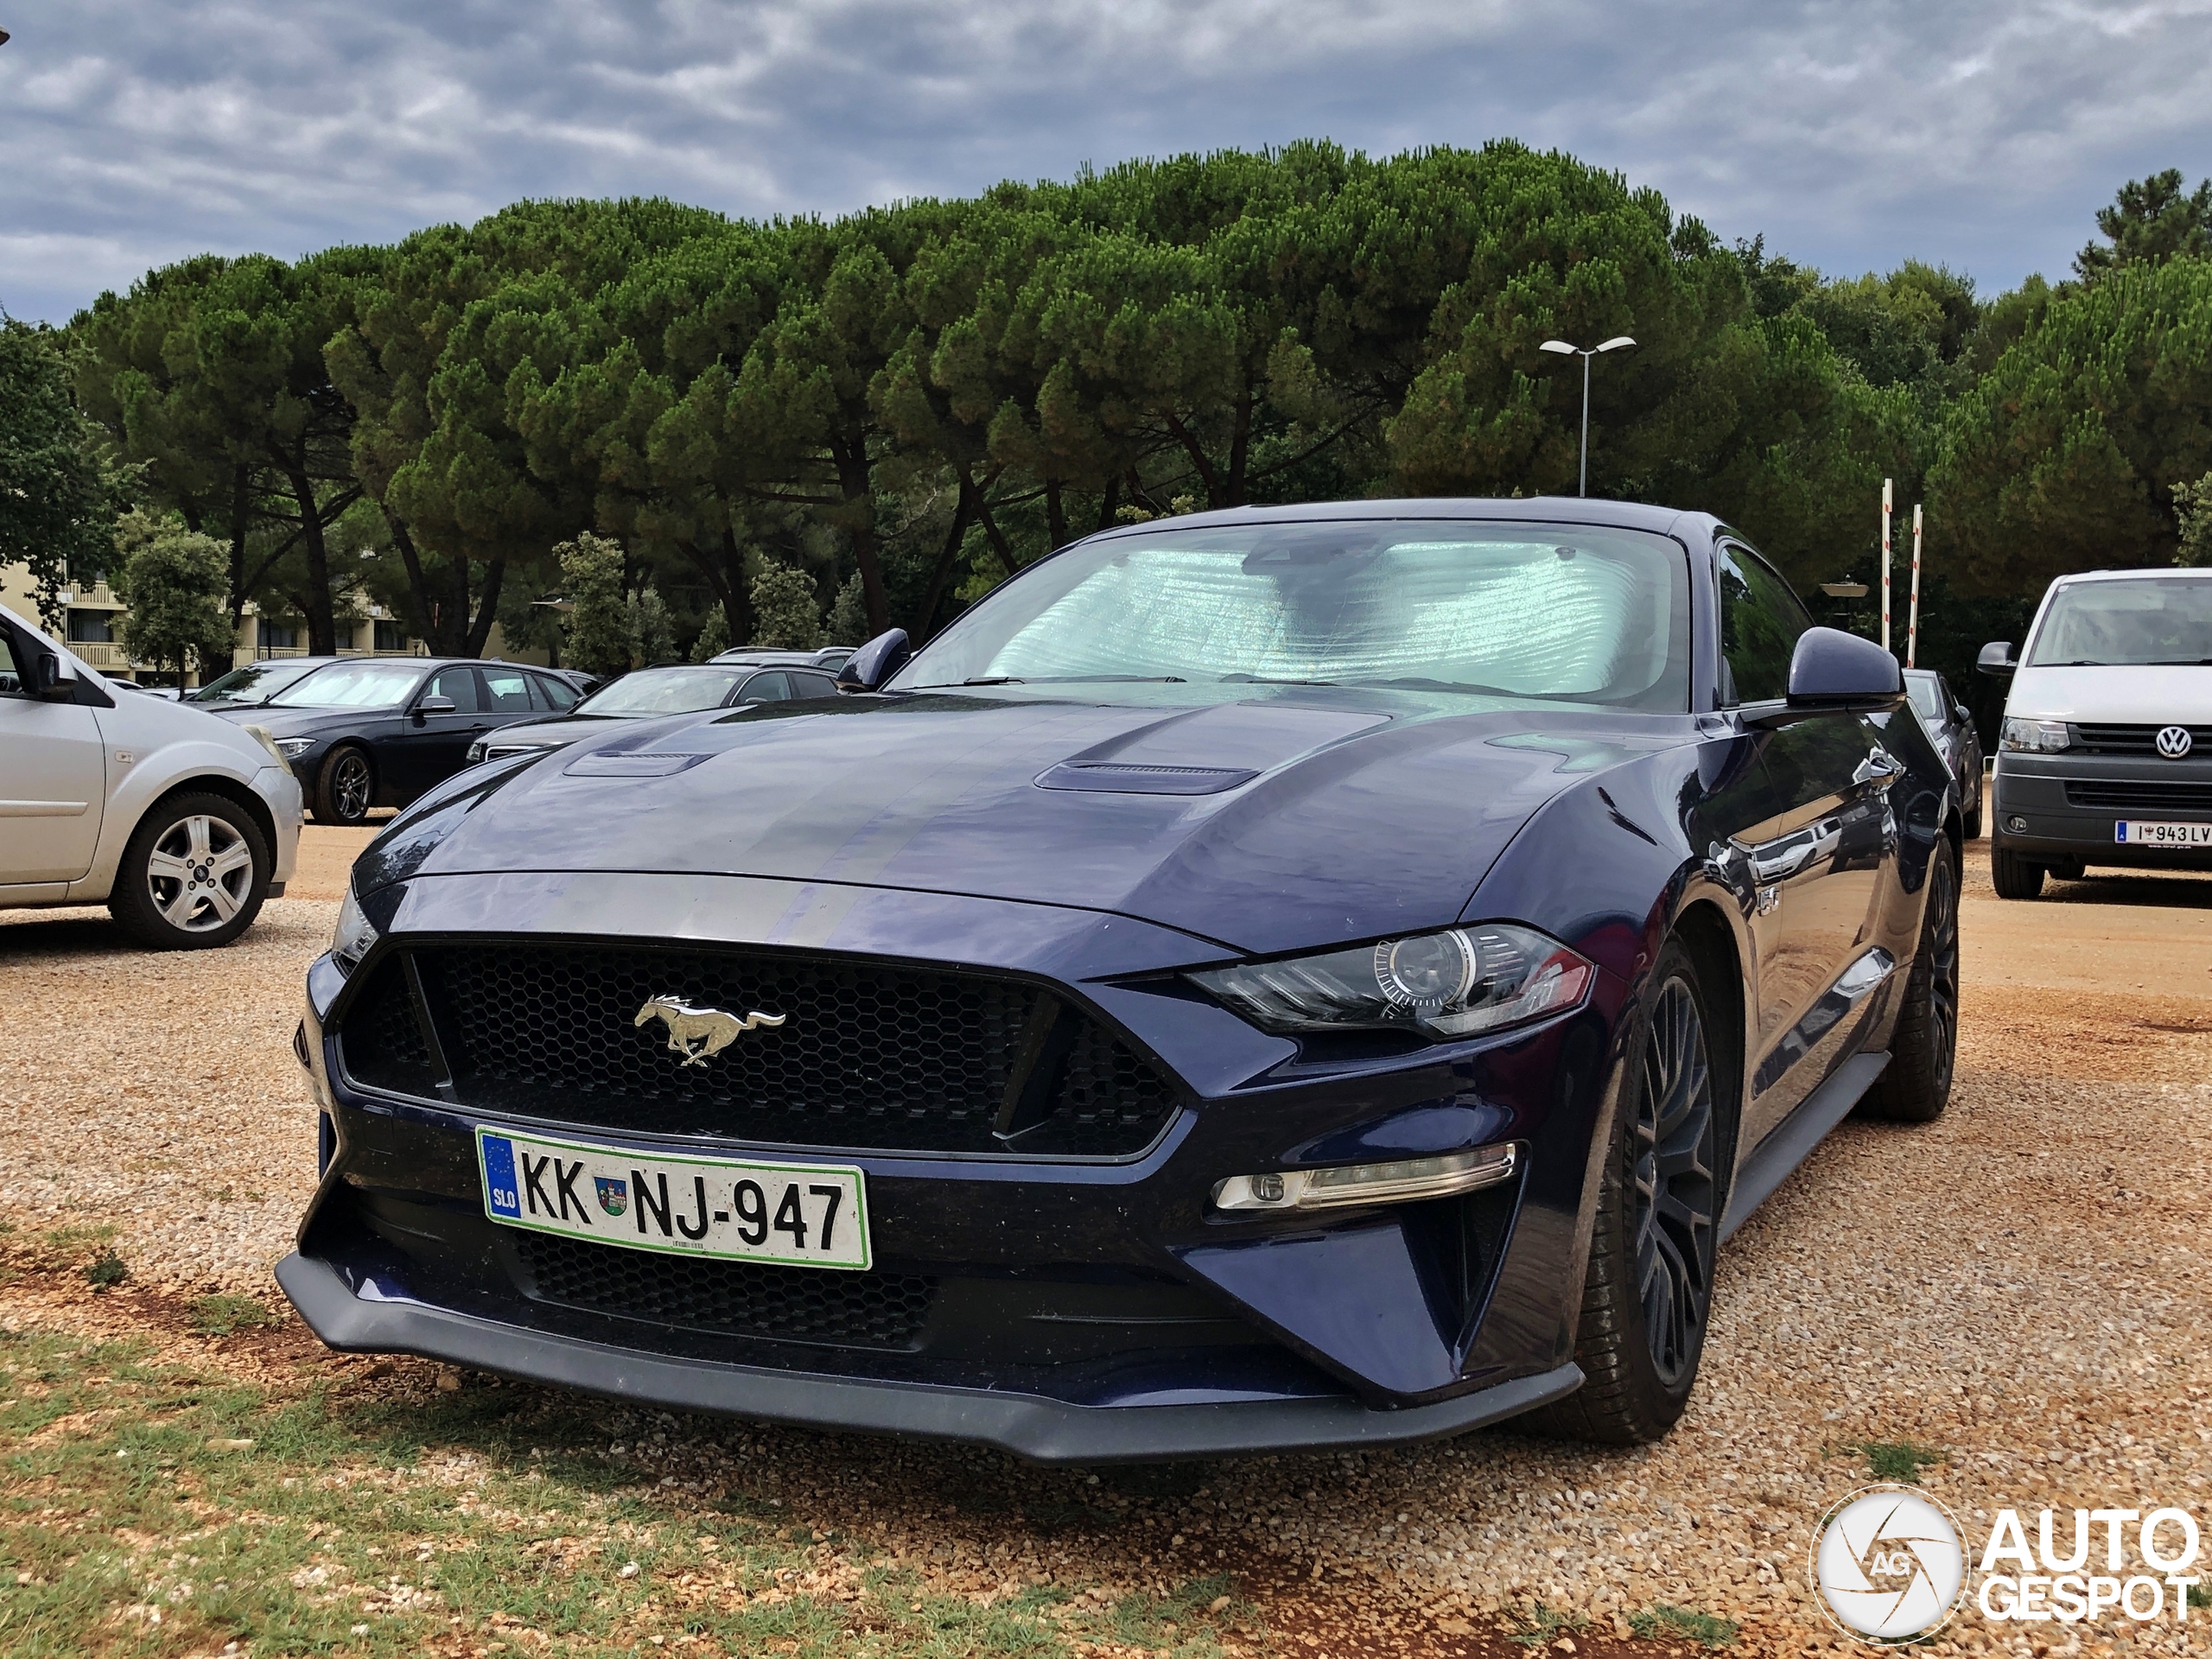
[[1211, 1143, 1519, 1212]]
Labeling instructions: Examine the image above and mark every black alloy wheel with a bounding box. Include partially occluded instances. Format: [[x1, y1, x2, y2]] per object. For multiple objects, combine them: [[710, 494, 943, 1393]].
[[315, 746, 373, 825], [1523, 938, 1722, 1445], [1630, 974, 1720, 1388], [1864, 838, 1960, 1122]]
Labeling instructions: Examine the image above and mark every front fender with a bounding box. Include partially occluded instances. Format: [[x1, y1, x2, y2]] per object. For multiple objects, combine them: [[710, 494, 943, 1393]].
[[69, 741, 287, 901]]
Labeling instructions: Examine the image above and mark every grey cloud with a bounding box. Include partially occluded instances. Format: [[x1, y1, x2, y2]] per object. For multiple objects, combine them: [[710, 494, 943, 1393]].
[[2, 0, 2209, 323]]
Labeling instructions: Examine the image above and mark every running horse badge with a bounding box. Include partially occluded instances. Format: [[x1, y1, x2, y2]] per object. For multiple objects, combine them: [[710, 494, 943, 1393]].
[[633, 995, 785, 1067]]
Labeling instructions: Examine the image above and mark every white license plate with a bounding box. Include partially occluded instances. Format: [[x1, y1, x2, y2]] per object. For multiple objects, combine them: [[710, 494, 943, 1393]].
[[476, 1128, 870, 1269], [2115, 820, 2212, 847]]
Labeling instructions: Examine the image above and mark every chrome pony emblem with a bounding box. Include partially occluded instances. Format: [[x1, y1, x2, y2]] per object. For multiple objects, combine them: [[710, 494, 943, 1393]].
[[2156, 725, 2193, 760], [633, 995, 785, 1066]]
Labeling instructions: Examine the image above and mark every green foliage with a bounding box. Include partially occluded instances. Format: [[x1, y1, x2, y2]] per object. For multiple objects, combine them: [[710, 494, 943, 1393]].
[[1856, 1440, 1948, 1484], [2175, 473, 2212, 566], [188, 1293, 281, 1335], [1629, 1604, 1738, 1647], [82, 1249, 127, 1289], [556, 531, 637, 677], [751, 564, 823, 648], [632, 585, 677, 664], [829, 571, 868, 644], [690, 601, 731, 660], [2075, 169, 2212, 281], [1931, 257, 2212, 592], [110, 510, 237, 678], [0, 317, 118, 627]]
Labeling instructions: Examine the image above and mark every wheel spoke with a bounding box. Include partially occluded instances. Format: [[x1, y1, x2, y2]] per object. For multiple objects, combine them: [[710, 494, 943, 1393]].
[[146, 850, 192, 883], [159, 883, 200, 926], [202, 879, 242, 922], [209, 841, 253, 880], [185, 816, 212, 860]]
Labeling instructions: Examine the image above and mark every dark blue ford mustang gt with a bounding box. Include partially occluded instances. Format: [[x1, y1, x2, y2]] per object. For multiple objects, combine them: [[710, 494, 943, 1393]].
[[280, 499, 1961, 1461]]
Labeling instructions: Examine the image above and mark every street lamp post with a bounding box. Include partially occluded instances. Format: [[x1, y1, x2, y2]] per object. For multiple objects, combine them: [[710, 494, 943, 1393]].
[[1539, 336, 1637, 497]]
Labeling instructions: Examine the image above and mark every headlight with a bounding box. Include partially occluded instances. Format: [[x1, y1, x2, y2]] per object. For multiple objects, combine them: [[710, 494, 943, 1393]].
[[1999, 717, 2069, 753], [275, 735, 316, 758], [1191, 923, 1594, 1039], [243, 724, 294, 765], [330, 886, 379, 975]]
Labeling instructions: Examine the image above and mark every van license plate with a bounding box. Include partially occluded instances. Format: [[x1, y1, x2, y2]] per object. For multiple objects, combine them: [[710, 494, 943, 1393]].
[[2115, 821, 2212, 847], [476, 1128, 870, 1269]]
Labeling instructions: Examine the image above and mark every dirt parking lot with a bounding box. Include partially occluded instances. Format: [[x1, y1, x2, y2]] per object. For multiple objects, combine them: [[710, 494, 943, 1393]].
[[3, 821, 2209, 1657]]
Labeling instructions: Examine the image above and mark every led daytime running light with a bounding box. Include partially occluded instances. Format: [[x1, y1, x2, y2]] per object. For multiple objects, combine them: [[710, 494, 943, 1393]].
[[1212, 1143, 1520, 1212]]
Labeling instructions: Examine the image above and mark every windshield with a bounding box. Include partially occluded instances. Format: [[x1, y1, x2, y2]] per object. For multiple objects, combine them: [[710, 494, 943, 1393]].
[[268, 659, 427, 709], [576, 666, 750, 716], [1904, 676, 1945, 719], [189, 660, 319, 704], [894, 520, 1692, 709], [2027, 578, 2212, 667]]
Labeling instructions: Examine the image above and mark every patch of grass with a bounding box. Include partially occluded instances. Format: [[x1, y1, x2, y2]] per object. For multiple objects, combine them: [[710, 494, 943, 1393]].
[[1, 1325, 1180, 1659], [1856, 1440, 1948, 1484], [1505, 1603, 1586, 1646], [187, 1293, 281, 1335], [1630, 1604, 1738, 1648], [82, 1249, 127, 1290], [2191, 1581, 2212, 1611]]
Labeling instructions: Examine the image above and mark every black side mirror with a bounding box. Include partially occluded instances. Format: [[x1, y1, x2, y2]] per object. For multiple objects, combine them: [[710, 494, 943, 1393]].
[[413, 694, 458, 722], [1975, 640, 2016, 678], [1744, 627, 1904, 728], [836, 628, 911, 693], [33, 652, 75, 702]]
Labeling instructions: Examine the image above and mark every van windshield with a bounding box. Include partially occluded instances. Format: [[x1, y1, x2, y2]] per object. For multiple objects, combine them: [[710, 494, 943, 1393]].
[[2028, 579, 2212, 666]]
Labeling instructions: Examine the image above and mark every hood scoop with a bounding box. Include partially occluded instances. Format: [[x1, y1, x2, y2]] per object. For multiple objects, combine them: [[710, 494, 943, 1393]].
[[1034, 761, 1258, 796], [563, 751, 714, 779]]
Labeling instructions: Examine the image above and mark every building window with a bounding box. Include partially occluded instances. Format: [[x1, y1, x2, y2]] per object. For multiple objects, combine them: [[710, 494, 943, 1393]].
[[67, 610, 113, 644], [261, 622, 296, 652], [374, 620, 408, 652], [332, 623, 354, 651]]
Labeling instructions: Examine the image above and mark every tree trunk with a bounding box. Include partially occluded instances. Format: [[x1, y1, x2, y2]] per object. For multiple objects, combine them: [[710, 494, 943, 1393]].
[[226, 463, 252, 625], [463, 557, 505, 657], [1045, 478, 1067, 550], [1162, 414, 1226, 509], [717, 514, 756, 645], [383, 511, 441, 650], [974, 490, 1021, 580], [912, 470, 979, 641], [1225, 389, 1253, 507], [274, 442, 339, 655], [1095, 474, 1122, 531], [830, 436, 889, 637]]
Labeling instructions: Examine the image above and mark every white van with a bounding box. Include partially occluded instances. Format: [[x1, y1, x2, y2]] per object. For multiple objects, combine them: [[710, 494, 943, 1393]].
[[1979, 567, 2212, 899], [0, 612, 302, 946]]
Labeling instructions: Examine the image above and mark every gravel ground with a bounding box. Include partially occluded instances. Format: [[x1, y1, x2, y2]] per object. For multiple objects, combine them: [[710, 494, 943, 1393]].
[[3, 825, 2210, 1656]]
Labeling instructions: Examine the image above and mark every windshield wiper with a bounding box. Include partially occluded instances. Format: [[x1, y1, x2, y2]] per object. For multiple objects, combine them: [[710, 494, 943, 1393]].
[[961, 676, 1024, 685]]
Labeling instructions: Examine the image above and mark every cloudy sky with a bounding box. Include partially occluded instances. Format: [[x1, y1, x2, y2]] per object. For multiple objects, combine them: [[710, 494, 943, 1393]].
[[3, 0, 2209, 324]]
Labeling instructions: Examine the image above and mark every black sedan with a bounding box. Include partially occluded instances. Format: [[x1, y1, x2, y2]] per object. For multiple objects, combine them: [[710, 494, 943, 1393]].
[[213, 658, 586, 823], [467, 657, 842, 766], [283, 499, 1961, 1461], [1904, 668, 1984, 839]]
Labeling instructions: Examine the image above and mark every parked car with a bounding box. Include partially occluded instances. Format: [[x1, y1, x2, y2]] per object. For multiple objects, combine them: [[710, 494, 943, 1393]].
[[282, 499, 1960, 1461], [1979, 567, 2212, 897], [1903, 668, 1983, 839], [466, 658, 843, 765], [0, 611, 302, 948], [208, 657, 585, 825], [715, 644, 855, 675], [186, 657, 342, 709]]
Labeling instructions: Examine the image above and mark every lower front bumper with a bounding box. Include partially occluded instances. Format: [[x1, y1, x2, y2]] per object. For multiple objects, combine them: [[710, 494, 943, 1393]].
[[276, 1251, 1582, 1464]]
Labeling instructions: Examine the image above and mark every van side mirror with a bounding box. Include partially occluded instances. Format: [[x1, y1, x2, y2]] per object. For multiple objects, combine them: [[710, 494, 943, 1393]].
[[1975, 640, 2016, 677], [1743, 627, 1904, 728], [836, 628, 912, 693]]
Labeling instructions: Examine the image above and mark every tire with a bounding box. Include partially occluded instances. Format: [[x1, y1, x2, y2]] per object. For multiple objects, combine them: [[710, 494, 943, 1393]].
[[1961, 778, 1982, 842], [1861, 838, 1959, 1123], [106, 791, 271, 950], [1522, 938, 1722, 1445], [1990, 843, 2044, 899], [313, 745, 374, 825]]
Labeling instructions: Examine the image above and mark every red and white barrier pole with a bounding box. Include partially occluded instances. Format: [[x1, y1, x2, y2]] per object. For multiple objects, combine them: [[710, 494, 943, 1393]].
[[1907, 503, 1923, 668], [1880, 478, 1892, 654]]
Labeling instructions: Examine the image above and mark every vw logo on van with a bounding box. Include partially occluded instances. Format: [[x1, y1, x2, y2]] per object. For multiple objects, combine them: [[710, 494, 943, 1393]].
[[2155, 725, 2194, 760]]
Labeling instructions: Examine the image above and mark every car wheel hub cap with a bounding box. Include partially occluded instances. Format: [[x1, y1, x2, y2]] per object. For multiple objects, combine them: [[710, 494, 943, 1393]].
[[144, 815, 252, 932], [1633, 976, 1718, 1387]]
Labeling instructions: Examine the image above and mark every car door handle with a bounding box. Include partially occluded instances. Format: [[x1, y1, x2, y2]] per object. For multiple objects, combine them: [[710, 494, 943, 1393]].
[[1853, 748, 1906, 790]]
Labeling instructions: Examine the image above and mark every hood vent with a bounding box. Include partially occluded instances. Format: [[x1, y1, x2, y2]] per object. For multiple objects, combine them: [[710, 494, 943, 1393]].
[[1033, 761, 1258, 796]]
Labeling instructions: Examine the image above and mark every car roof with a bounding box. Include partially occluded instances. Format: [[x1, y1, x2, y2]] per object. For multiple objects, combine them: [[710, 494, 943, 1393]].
[[2052, 567, 2212, 585], [707, 652, 842, 668], [1080, 495, 1706, 544]]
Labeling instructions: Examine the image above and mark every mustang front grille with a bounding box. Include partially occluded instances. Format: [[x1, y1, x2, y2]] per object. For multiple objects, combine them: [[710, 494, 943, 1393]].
[[336, 945, 1180, 1158], [514, 1232, 937, 1350]]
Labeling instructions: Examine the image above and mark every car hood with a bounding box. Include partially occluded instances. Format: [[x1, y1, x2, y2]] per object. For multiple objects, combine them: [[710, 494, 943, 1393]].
[[207, 704, 403, 736], [398, 689, 1688, 956], [2007, 664, 2212, 723]]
